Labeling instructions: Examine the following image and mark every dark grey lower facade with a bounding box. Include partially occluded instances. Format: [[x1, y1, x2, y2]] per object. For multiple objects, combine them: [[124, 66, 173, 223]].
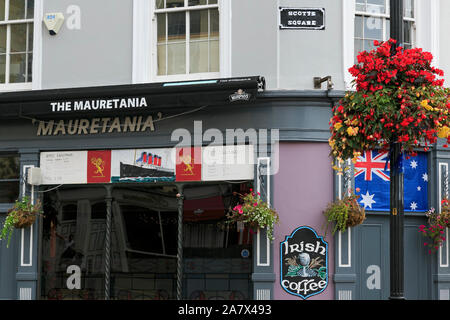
[[0, 79, 449, 300]]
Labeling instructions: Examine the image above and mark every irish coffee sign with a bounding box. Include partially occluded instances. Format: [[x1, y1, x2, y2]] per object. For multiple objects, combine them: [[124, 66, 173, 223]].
[[280, 226, 328, 299], [279, 8, 325, 30]]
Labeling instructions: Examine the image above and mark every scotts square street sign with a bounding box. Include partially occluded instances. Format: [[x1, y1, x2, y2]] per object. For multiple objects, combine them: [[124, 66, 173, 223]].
[[279, 7, 325, 30], [280, 226, 328, 299]]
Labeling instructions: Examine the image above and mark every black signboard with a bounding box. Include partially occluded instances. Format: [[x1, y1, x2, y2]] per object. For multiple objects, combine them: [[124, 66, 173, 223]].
[[279, 7, 325, 30], [280, 226, 328, 299], [0, 76, 266, 119]]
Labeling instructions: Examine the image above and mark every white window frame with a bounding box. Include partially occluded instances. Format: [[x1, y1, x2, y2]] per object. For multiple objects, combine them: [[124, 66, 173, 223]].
[[354, 0, 416, 54], [343, 0, 435, 90], [132, 0, 231, 84], [0, 0, 37, 92]]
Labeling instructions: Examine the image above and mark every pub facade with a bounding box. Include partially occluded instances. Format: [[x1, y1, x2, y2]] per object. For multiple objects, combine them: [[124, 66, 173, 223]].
[[0, 0, 450, 300]]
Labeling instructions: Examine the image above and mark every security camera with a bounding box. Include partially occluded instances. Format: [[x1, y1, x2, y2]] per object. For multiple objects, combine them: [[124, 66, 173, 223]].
[[43, 12, 64, 35]]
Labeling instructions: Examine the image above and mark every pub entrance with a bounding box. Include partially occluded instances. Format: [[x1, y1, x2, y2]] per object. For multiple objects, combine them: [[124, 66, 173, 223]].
[[39, 182, 253, 300]]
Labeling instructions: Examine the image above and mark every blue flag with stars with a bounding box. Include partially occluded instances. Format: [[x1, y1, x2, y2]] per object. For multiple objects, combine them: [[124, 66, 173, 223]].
[[354, 150, 428, 212]]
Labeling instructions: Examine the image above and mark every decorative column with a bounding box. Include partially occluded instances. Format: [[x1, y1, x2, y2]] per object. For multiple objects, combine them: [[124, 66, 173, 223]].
[[334, 160, 356, 300], [104, 185, 113, 300], [437, 161, 450, 300], [252, 157, 275, 300], [176, 184, 184, 300], [16, 149, 40, 300]]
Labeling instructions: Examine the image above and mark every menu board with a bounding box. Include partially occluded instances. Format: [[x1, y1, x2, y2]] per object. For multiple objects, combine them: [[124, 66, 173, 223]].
[[40, 151, 87, 184], [202, 145, 254, 181]]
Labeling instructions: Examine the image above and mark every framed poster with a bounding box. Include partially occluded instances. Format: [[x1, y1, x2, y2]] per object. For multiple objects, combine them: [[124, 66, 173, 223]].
[[110, 148, 175, 182], [40, 151, 88, 184], [202, 145, 254, 181]]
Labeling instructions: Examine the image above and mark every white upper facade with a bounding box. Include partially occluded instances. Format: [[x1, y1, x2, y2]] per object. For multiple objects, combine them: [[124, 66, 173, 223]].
[[2, 0, 447, 92]]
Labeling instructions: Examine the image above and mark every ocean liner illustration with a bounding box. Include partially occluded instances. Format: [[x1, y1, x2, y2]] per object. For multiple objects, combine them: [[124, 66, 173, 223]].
[[119, 151, 175, 180]]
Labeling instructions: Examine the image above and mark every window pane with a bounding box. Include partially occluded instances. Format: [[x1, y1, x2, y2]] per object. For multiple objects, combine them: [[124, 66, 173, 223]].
[[40, 197, 106, 300], [404, 0, 414, 18], [364, 39, 376, 52], [166, 0, 184, 8], [0, 181, 19, 202], [367, 0, 385, 14], [27, 52, 31, 81], [354, 39, 363, 63], [385, 18, 390, 39], [167, 42, 185, 75], [188, 0, 207, 6], [121, 206, 164, 253], [190, 40, 208, 73], [363, 16, 382, 39], [0, 25, 6, 53], [10, 23, 27, 52], [368, 0, 384, 4], [26, 0, 33, 19], [210, 8, 219, 38], [27, 22, 33, 51], [0, 155, 19, 179], [0, 54, 5, 83], [9, 53, 26, 82], [167, 11, 185, 41], [167, 12, 186, 75], [404, 20, 413, 46], [156, 0, 164, 9], [209, 39, 219, 72], [355, 15, 363, 38], [157, 44, 166, 75], [9, 0, 25, 20], [190, 10, 208, 40], [0, 0, 5, 21], [355, 2, 366, 12], [208, 0, 217, 4], [157, 13, 166, 43]]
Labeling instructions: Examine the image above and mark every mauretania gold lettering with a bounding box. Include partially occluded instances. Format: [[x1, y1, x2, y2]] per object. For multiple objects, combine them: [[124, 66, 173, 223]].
[[37, 120, 54, 136], [33, 115, 158, 136]]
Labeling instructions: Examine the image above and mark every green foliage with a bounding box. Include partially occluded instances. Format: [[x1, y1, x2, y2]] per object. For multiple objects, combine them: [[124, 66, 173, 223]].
[[322, 194, 365, 236], [0, 211, 18, 248], [227, 189, 279, 241], [0, 196, 41, 248]]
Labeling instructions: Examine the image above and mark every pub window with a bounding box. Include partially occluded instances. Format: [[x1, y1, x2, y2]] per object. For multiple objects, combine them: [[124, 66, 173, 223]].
[[0, 154, 20, 203], [0, 0, 34, 86], [354, 0, 415, 63], [155, 0, 219, 77]]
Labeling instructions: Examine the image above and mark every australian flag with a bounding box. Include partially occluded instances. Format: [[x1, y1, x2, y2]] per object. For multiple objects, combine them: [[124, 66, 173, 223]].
[[354, 150, 428, 212]]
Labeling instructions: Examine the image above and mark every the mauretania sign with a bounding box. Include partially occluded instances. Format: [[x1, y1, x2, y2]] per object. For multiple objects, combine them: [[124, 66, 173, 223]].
[[50, 97, 148, 112]]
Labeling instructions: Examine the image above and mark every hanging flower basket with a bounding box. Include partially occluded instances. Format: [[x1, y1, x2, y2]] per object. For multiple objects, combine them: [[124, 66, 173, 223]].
[[419, 206, 447, 254], [13, 209, 38, 229], [329, 39, 450, 172], [0, 196, 42, 248], [439, 198, 450, 228], [323, 194, 366, 236], [226, 189, 279, 241]]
